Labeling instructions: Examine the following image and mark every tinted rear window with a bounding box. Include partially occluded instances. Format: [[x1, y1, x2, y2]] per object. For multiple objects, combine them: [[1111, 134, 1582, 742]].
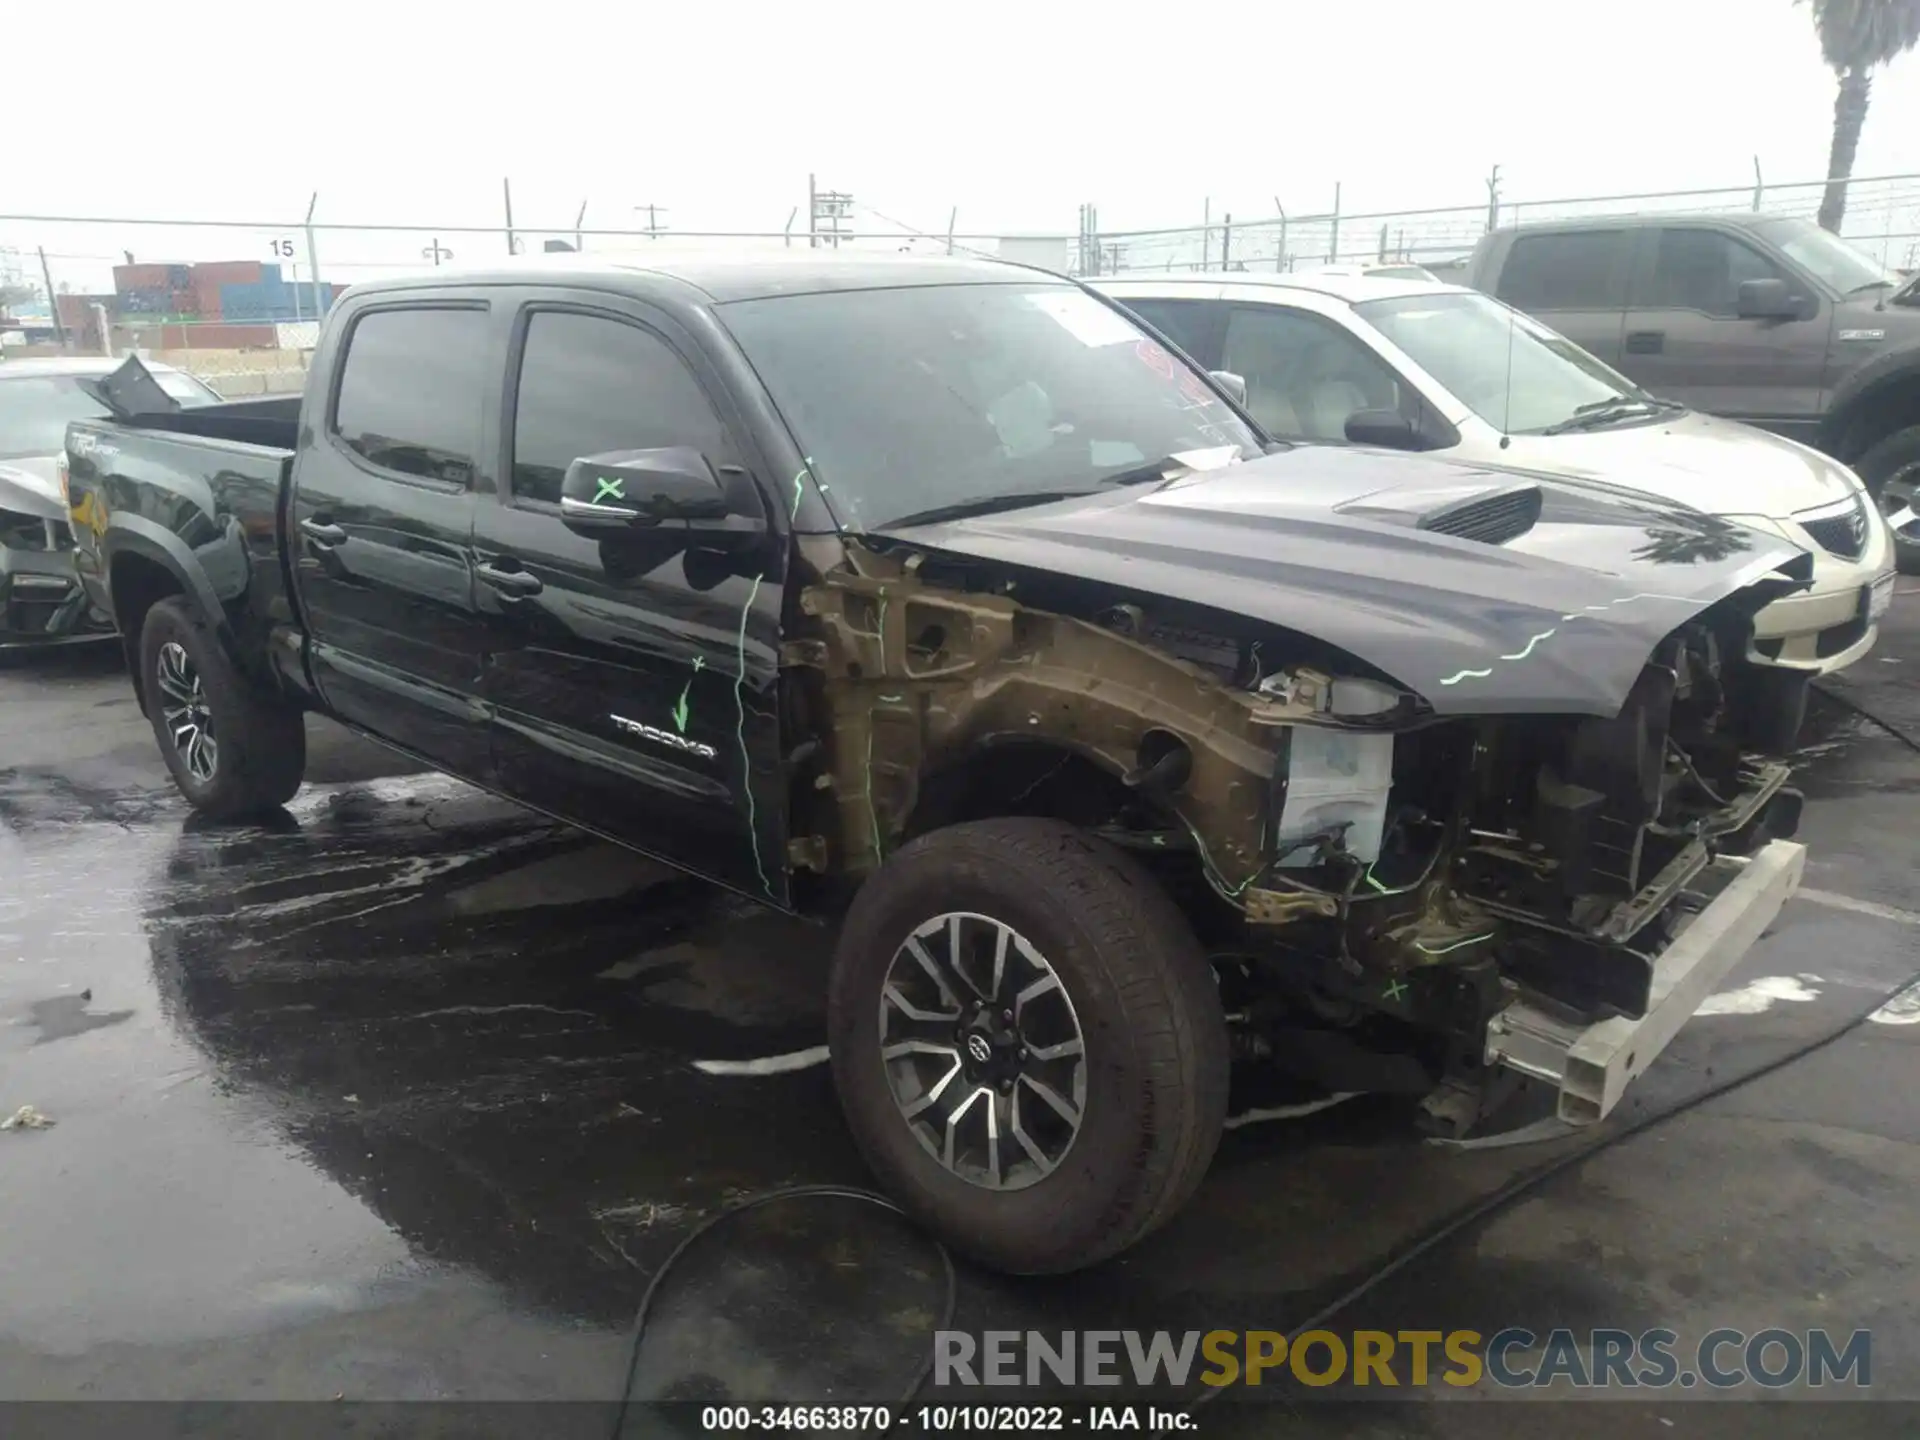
[[1497, 231, 1627, 311], [332, 307, 489, 485]]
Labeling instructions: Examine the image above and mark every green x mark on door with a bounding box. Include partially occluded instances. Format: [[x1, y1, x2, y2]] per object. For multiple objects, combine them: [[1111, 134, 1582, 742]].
[[1382, 977, 1409, 1003], [594, 476, 626, 503]]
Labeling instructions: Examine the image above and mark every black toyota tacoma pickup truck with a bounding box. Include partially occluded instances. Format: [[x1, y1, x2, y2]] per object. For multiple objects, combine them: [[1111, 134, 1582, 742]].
[[66, 254, 1812, 1274]]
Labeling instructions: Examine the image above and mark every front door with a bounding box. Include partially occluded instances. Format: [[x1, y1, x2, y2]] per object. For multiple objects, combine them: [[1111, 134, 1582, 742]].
[[1618, 225, 1831, 435], [1491, 227, 1632, 368], [288, 300, 494, 779], [474, 298, 789, 905]]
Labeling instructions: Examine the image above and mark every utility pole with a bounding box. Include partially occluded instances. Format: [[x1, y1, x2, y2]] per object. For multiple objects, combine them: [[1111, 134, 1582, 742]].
[[304, 192, 324, 319], [946, 206, 957, 256], [1485, 165, 1501, 232], [1273, 199, 1288, 273], [1221, 213, 1232, 271], [810, 182, 854, 249], [1201, 197, 1211, 271], [635, 203, 669, 240], [1329, 181, 1342, 263], [575, 199, 589, 251], [503, 178, 518, 256], [37, 247, 68, 348]]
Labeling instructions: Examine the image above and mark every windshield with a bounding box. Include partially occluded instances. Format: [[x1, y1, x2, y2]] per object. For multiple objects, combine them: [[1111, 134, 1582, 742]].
[[1355, 291, 1649, 434], [0, 369, 220, 458], [718, 282, 1260, 530], [1751, 216, 1898, 294]]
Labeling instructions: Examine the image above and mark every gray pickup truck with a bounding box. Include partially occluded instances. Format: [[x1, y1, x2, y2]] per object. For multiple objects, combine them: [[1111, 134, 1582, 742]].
[[1464, 213, 1920, 571]]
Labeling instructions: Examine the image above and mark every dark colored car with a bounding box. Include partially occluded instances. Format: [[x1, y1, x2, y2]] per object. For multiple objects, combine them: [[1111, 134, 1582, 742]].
[[0, 356, 220, 646], [66, 254, 1810, 1274], [1465, 213, 1920, 571]]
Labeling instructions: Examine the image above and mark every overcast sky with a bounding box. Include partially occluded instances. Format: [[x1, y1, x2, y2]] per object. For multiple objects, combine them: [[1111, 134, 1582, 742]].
[[5, 0, 1919, 291]]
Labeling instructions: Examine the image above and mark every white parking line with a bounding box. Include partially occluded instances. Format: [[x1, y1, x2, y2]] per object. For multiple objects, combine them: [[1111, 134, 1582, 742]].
[[1795, 887, 1920, 927]]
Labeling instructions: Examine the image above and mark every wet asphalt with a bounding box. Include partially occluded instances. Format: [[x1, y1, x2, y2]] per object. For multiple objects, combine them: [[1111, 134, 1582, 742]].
[[2, 599, 1919, 1434]]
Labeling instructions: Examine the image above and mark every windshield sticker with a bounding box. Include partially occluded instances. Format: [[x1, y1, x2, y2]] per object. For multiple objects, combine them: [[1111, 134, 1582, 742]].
[[1135, 340, 1178, 380], [1026, 290, 1139, 347]]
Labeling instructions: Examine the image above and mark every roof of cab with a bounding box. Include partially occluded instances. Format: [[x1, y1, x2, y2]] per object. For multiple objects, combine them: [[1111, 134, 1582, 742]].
[[342, 250, 1059, 305]]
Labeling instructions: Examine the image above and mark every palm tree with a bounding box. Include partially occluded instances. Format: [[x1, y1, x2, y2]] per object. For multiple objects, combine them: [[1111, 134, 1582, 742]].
[[1800, 0, 1920, 232]]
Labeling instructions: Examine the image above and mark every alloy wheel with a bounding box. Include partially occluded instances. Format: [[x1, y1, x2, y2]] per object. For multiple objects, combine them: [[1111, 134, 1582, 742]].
[[1877, 462, 1920, 551], [156, 641, 218, 782], [877, 911, 1088, 1192]]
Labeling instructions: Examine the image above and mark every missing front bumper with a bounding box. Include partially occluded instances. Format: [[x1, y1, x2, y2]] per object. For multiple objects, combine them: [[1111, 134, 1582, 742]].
[[1484, 838, 1807, 1124]]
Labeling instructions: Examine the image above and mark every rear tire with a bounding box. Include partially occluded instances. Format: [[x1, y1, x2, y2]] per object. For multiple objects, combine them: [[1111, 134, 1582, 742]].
[[140, 596, 306, 820], [1856, 424, 1920, 576], [827, 818, 1229, 1275]]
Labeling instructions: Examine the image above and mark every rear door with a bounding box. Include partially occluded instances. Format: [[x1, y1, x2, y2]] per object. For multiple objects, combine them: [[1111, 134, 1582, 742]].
[[1490, 228, 1632, 367], [287, 298, 494, 778], [474, 294, 789, 904], [1619, 224, 1830, 433]]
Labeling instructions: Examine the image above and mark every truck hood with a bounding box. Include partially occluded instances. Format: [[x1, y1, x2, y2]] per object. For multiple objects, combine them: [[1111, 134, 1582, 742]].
[[1490, 408, 1864, 519], [882, 446, 1808, 717], [0, 456, 66, 522]]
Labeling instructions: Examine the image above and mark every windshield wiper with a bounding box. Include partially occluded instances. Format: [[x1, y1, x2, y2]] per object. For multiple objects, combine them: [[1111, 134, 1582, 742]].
[[879, 489, 1103, 530], [1847, 279, 1896, 296], [1540, 394, 1681, 436]]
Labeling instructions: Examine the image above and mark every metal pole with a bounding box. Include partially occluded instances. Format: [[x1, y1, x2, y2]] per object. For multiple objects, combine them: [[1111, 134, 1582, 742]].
[[1329, 182, 1341, 262], [808, 174, 818, 249], [503, 178, 517, 255], [784, 207, 798, 248], [1201, 197, 1211, 271], [575, 199, 588, 251], [946, 206, 957, 255], [37, 246, 68, 347], [304, 191, 323, 320], [1221, 214, 1232, 270], [1752, 156, 1764, 212], [1485, 165, 1501, 232], [1273, 199, 1287, 273]]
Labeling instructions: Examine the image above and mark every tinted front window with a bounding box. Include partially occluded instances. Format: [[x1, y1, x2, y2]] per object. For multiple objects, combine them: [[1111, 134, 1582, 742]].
[[1497, 231, 1627, 311], [1220, 306, 1406, 441], [511, 311, 731, 506], [1360, 291, 1639, 434], [332, 307, 488, 485], [1639, 230, 1786, 317], [1752, 216, 1895, 295], [720, 284, 1257, 530]]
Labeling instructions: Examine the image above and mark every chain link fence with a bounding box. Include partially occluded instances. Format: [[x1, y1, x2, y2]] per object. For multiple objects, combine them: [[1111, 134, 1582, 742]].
[[1081, 171, 1920, 277], [4, 170, 1916, 393]]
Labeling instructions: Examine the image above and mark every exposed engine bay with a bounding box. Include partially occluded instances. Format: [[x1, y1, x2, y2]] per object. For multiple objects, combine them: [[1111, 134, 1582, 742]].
[[784, 535, 1807, 1126]]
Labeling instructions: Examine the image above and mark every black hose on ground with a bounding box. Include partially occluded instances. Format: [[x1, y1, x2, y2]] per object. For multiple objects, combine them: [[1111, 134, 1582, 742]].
[[1813, 679, 1920, 755], [610, 1184, 958, 1438], [614, 683, 1920, 1429]]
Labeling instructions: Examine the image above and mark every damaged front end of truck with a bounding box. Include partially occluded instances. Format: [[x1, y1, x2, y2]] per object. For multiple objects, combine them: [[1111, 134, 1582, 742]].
[[784, 455, 1814, 1135]]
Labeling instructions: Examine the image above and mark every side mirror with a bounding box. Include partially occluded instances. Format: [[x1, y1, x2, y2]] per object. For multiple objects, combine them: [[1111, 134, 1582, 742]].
[[1208, 370, 1249, 406], [1737, 278, 1801, 320], [559, 447, 755, 542], [1344, 408, 1422, 451]]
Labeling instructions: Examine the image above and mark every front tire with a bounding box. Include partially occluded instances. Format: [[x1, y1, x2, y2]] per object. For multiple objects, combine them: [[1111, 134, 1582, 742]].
[[827, 818, 1229, 1275], [1856, 424, 1920, 576], [140, 596, 306, 819]]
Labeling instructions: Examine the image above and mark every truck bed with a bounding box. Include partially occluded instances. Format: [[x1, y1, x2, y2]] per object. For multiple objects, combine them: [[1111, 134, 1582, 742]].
[[114, 395, 301, 453]]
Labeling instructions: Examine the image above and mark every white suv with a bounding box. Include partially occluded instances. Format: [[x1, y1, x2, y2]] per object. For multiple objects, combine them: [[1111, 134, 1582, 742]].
[[1095, 272, 1895, 676]]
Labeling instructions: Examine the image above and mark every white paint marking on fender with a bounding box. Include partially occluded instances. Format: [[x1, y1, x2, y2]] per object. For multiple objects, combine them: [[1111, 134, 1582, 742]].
[[1796, 888, 1920, 928], [693, 1045, 832, 1076], [1869, 980, 1920, 1026], [1223, 1093, 1360, 1129], [1695, 974, 1824, 1016]]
